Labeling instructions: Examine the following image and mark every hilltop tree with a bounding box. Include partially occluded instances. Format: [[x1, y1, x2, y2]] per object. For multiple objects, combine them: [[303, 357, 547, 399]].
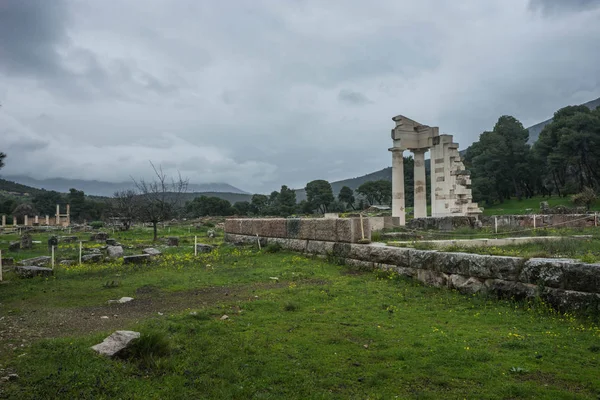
[[305, 180, 334, 213], [338, 186, 355, 210], [250, 194, 269, 215], [0, 152, 5, 170], [134, 162, 188, 241]]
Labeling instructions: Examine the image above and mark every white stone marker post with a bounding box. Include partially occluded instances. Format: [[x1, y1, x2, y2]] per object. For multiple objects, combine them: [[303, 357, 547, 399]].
[[0, 249, 3, 282], [194, 236, 198, 256], [79, 241, 83, 265], [51, 246, 55, 270]]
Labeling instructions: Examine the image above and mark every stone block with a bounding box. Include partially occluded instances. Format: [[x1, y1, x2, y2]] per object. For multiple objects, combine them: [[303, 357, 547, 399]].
[[91, 330, 140, 357], [123, 254, 151, 264], [306, 240, 334, 255], [416, 269, 448, 287], [9, 241, 20, 251], [484, 279, 537, 300], [166, 237, 179, 246], [367, 245, 410, 267], [106, 246, 124, 259], [434, 252, 523, 280], [82, 254, 103, 263], [15, 266, 53, 278], [448, 274, 485, 294], [520, 258, 600, 293], [142, 248, 162, 256], [19, 256, 51, 267], [196, 243, 215, 253], [91, 232, 109, 242]]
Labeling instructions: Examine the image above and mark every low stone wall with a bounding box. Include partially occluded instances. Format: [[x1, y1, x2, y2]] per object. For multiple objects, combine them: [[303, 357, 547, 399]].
[[409, 214, 597, 231], [225, 233, 600, 313], [224, 218, 370, 243]]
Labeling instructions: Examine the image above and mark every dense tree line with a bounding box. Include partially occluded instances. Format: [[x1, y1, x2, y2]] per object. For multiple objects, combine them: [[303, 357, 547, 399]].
[[464, 105, 600, 206]]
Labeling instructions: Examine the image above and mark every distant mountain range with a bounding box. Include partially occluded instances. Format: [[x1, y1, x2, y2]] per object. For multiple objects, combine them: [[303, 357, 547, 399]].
[[3, 96, 599, 204], [2, 175, 248, 197]]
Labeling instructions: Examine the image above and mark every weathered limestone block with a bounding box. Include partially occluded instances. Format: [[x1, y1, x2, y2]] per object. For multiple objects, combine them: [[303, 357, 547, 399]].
[[91, 330, 140, 357], [448, 274, 485, 294], [106, 245, 124, 259], [434, 252, 523, 281], [60, 236, 78, 243], [263, 219, 287, 238], [82, 254, 103, 263], [407, 249, 438, 272], [239, 219, 259, 236], [106, 239, 120, 246], [19, 256, 51, 267], [9, 241, 20, 251], [541, 287, 600, 313], [484, 279, 537, 300], [20, 233, 33, 250], [416, 269, 448, 287], [224, 219, 242, 235], [286, 219, 302, 239], [520, 258, 600, 293], [298, 220, 316, 241], [313, 218, 338, 242], [366, 245, 410, 267], [196, 243, 215, 253], [123, 254, 151, 264], [142, 248, 162, 256], [166, 237, 179, 246], [306, 240, 334, 255], [15, 266, 53, 278], [91, 232, 109, 242]]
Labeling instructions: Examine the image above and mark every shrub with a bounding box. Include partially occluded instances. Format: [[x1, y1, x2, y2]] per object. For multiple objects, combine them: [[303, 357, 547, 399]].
[[90, 221, 104, 229], [125, 331, 171, 369], [284, 302, 298, 311], [265, 242, 283, 253]]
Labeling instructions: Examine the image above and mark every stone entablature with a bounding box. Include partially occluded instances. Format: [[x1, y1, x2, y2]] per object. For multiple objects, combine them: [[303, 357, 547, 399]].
[[389, 115, 481, 224]]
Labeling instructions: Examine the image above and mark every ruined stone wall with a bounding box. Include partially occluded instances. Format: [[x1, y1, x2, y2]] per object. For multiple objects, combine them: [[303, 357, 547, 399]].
[[224, 218, 370, 243], [408, 214, 597, 231], [225, 233, 600, 313]]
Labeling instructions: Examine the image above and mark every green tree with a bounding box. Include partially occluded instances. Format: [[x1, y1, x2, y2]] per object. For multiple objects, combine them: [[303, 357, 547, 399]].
[[533, 105, 600, 195], [186, 196, 233, 217], [571, 187, 598, 211], [32, 190, 63, 216], [357, 180, 392, 205], [338, 186, 355, 210], [67, 188, 87, 221], [250, 194, 269, 215], [232, 201, 251, 215], [278, 185, 297, 216], [305, 180, 334, 213], [0, 152, 5, 170]]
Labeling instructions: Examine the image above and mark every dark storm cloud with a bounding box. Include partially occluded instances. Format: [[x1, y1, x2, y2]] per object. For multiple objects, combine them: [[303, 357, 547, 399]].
[[338, 89, 372, 106], [529, 0, 600, 13], [0, 0, 181, 101], [1, 0, 599, 193]]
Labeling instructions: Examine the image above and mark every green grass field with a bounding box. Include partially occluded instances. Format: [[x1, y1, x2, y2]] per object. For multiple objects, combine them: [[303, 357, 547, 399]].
[[1, 227, 600, 399]]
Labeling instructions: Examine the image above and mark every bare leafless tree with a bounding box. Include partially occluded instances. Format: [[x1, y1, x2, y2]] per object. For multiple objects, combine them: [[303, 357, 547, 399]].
[[133, 162, 188, 241], [111, 189, 140, 231]]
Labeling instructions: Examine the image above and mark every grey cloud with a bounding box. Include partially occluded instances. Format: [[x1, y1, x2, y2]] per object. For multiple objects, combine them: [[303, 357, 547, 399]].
[[0, 0, 69, 78], [529, 0, 600, 13], [338, 89, 372, 106]]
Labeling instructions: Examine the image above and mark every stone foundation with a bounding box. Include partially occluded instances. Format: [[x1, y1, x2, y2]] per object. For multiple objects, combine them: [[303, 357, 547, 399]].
[[225, 233, 600, 313], [408, 214, 597, 231], [225, 218, 370, 243]]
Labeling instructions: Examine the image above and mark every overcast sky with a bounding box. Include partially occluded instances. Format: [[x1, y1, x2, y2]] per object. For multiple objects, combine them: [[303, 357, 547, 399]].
[[1, 0, 599, 193]]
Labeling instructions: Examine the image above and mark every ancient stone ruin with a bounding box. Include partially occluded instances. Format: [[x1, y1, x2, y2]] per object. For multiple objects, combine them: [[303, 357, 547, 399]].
[[389, 115, 481, 225]]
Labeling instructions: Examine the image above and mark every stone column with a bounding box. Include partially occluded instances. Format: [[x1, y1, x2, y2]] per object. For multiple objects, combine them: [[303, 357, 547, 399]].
[[1, 215, 5, 227], [413, 149, 427, 219], [24, 215, 29, 226], [13, 216, 17, 227], [56, 204, 60, 225], [46, 215, 50, 225], [35, 215, 39, 224], [66, 204, 71, 225], [390, 147, 405, 225]]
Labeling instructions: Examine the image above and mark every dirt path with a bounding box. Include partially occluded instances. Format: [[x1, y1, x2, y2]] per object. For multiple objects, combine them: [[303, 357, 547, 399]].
[[0, 281, 295, 356]]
